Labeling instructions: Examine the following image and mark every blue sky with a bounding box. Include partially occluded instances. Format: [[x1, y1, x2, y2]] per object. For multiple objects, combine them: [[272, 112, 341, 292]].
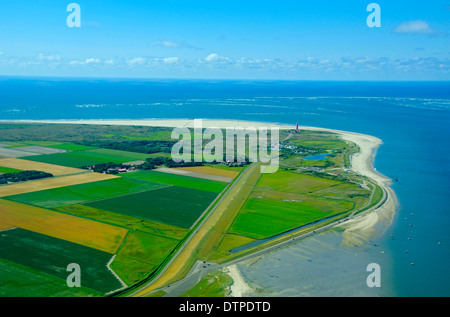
[[0, 0, 448, 80]]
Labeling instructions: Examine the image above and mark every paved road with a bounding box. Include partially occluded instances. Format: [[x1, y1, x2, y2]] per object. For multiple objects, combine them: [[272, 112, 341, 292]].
[[127, 161, 388, 297], [128, 163, 259, 297]]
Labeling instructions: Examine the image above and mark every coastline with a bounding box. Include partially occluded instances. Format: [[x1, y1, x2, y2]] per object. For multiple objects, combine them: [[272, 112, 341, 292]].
[[2, 118, 398, 236], [224, 265, 252, 297], [2, 118, 398, 294]]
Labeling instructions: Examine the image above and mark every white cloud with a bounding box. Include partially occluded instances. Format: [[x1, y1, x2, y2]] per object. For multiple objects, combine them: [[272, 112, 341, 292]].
[[70, 58, 101, 65], [163, 57, 180, 64], [393, 20, 435, 34], [150, 40, 180, 48], [149, 39, 202, 50], [205, 53, 230, 63], [84, 58, 100, 64], [126, 57, 147, 66], [38, 53, 61, 61]]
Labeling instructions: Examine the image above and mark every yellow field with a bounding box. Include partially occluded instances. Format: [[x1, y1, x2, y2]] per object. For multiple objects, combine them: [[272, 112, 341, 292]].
[[0, 172, 118, 197], [0, 223, 14, 231], [0, 158, 84, 176], [0, 199, 127, 254], [175, 166, 239, 179]]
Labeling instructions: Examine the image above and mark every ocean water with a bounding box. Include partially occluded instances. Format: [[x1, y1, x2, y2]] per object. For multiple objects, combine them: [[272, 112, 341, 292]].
[[0, 77, 449, 296]]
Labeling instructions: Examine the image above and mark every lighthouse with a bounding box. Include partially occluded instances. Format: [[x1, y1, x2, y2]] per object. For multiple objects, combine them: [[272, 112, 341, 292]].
[[295, 123, 300, 133]]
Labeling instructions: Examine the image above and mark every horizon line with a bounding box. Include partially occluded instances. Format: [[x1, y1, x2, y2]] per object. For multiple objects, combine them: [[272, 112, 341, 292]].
[[0, 74, 449, 83]]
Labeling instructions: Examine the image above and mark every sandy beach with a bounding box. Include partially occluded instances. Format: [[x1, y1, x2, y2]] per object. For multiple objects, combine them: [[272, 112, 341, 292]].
[[7, 118, 398, 292], [225, 265, 252, 297], [9, 118, 398, 237]]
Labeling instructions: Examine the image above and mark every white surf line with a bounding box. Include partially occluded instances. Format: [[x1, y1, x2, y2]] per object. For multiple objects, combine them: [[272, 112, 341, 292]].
[[105, 254, 128, 294]]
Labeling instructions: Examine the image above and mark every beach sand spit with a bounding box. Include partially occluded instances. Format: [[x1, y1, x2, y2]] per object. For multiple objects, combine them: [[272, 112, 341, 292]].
[[225, 265, 252, 297], [5, 118, 399, 291]]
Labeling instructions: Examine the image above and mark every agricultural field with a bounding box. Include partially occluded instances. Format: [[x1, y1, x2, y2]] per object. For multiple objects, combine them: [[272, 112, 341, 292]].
[[0, 158, 85, 176], [0, 172, 118, 197], [121, 170, 227, 193], [206, 128, 376, 262], [6, 145, 68, 155], [155, 167, 234, 183], [227, 171, 370, 240], [0, 147, 42, 158], [174, 166, 240, 179], [0, 130, 228, 296], [0, 258, 102, 297], [0, 166, 22, 174], [56, 204, 189, 240], [4, 177, 167, 208], [0, 199, 127, 253], [84, 185, 219, 228], [0, 123, 382, 297], [0, 228, 124, 294], [25, 148, 151, 168], [111, 231, 180, 285]]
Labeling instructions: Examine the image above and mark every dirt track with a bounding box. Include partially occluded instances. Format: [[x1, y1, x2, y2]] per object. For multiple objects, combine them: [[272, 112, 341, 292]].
[[130, 163, 261, 297]]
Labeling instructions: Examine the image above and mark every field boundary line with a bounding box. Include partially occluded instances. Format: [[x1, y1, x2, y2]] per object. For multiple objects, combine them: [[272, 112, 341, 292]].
[[105, 255, 128, 294], [55, 206, 186, 242], [80, 184, 173, 206], [0, 227, 18, 233], [211, 165, 263, 252], [125, 163, 256, 297], [188, 182, 232, 230]]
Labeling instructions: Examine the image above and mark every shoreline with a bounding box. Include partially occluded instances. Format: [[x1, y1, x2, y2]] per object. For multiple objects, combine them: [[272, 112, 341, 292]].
[[224, 265, 252, 297], [1, 118, 398, 292], [1, 118, 398, 235]]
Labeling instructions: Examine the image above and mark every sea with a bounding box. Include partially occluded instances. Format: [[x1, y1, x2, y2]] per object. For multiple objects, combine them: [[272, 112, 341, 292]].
[[0, 77, 449, 297]]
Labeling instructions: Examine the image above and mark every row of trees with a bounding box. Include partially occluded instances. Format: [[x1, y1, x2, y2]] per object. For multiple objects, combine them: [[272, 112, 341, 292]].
[[138, 156, 204, 170], [81, 162, 126, 174], [138, 156, 250, 170], [0, 170, 53, 184]]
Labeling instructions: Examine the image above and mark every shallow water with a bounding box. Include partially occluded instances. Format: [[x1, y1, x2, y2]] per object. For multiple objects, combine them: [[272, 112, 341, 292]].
[[236, 229, 396, 297], [1, 78, 448, 296], [303, 153, 329, 161]]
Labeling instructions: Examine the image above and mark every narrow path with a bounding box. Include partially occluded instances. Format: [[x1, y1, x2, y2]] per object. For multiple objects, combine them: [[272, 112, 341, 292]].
[[128, 163, 261, 297]]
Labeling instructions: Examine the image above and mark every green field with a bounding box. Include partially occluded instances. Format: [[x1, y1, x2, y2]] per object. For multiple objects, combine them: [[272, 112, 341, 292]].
[[111, 231, 180, 286], [84, 185, 219, 228], [121, 170, 227, 193], [0, 166, 23, 174], [0, 258, 102, 297], [57, 204, 189, 240], [25, 148, 150, 168], [256, 170, 341, 193], [4, 177, 168, 208], [227, 170, 370, 239], [0, 228, 124, 294], [49, 143, 98, 151], [0, 123, 384, 297], [229, 196, 352, 239]]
